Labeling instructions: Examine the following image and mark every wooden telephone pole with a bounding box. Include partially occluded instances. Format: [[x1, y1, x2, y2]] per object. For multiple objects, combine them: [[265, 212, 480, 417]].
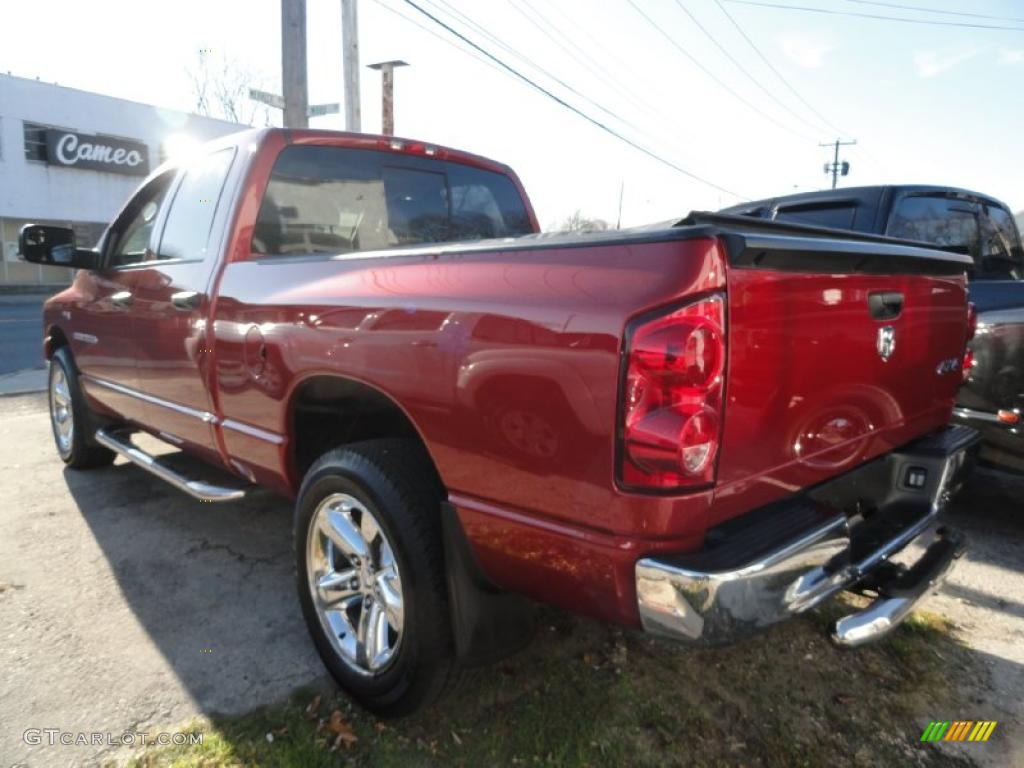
[[281, 0, 309, 128], [821, 139, 856, 189], [252, 2, 337, 126], [342, 0, 361, 131]]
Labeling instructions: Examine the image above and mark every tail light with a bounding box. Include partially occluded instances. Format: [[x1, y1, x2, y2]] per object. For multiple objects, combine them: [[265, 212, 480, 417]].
[[619, 294, 726, 491], [963, 301, 977, 383]]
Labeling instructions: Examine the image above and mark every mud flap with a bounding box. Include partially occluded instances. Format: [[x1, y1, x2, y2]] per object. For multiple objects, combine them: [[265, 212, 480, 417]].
[[441, 502, 536, 667]]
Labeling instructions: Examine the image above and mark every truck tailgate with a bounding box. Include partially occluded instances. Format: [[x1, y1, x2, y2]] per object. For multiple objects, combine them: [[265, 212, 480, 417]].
[[709, 227, 971, 526]]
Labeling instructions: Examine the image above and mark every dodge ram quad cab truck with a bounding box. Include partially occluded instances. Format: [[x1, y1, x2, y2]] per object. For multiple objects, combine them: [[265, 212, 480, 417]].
[[722, 185, 1024, 473], [22, 129, 977, 716]]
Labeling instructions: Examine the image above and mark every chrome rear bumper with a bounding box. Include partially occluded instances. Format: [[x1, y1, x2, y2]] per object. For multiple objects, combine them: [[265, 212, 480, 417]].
[[636, 426, 976, 647]]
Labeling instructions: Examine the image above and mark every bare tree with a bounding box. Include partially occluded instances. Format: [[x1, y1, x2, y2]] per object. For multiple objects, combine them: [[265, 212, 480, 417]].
[[553, 210, 611, 233], [187, 51, 272, 126]]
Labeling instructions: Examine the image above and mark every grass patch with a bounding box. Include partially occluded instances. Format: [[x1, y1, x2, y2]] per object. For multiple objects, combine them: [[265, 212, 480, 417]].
[[128, 605, 978, 768]]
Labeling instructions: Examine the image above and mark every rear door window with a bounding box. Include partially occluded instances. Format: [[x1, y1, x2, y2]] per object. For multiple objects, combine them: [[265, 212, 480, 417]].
[[252, 146, 532, 256], [979, 205, 1024, 280], [887, 196, 979, 257]]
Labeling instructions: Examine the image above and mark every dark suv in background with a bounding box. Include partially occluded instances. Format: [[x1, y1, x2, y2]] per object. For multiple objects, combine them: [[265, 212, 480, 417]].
[[723, 185, 1024, 473]]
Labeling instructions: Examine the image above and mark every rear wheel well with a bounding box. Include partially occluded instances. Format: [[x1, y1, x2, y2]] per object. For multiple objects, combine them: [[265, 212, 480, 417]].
[[290, 376, 443, 490]]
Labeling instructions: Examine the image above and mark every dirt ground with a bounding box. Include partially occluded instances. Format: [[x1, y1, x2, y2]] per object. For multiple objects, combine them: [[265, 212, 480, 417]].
[[0, 391, 1020, 766]]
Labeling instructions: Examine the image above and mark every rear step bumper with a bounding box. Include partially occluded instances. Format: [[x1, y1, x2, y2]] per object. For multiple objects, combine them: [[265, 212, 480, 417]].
[[831, 526, 964, 647], [635, 425, 977, 647], [95, 429, 247, 502]]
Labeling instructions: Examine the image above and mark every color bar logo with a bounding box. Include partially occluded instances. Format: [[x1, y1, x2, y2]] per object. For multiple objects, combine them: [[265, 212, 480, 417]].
[[921, 721, 997, 742]]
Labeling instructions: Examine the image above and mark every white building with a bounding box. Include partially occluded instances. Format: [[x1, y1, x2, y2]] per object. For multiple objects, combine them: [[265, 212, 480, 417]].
[[0, 74, 246, 287]]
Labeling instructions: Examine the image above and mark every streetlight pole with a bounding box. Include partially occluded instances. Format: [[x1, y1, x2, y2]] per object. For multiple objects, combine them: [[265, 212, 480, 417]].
[[367, 60, 408, 136]]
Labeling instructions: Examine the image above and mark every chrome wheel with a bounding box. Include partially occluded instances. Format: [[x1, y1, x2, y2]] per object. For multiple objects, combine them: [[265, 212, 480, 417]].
[[306, 493, 404, 675], [49, 363, 74, 456]]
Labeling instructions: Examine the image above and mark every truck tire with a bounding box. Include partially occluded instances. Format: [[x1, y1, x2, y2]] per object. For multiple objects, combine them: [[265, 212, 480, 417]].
[[48, 347, 116, 469], [295, 439, 454, 717]]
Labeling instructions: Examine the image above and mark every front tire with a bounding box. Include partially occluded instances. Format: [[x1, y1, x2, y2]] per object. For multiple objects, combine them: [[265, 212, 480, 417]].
[[295, 439, 454, 717], [48, 347, 116, 469]]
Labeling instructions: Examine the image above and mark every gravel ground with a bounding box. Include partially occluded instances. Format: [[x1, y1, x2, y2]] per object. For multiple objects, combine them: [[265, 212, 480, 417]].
[[908, 465, 1024, 766], [0, 391, 1021, 766]]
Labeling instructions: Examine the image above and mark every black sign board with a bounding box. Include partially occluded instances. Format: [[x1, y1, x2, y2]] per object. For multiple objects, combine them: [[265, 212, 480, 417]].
[[44, 129, 149, 176]]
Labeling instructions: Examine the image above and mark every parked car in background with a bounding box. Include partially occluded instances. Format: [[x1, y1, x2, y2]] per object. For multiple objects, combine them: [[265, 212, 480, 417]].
[[723, 185, 1024, 473], [22, 134, 977, 715]]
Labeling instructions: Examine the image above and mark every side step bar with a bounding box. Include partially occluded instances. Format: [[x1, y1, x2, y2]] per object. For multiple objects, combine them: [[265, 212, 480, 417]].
[[95, 429, 247, 502]]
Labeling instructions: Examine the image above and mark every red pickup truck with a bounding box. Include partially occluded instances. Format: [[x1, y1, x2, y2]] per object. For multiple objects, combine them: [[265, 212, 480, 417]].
[[22, 128, 977, 715]]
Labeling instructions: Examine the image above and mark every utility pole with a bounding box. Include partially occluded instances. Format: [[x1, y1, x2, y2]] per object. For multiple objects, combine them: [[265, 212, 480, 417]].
[[368, 60, 408, 135], [281, 0, 309, 129], [820, 138, 856, 189], [342, 0, 361, 132]]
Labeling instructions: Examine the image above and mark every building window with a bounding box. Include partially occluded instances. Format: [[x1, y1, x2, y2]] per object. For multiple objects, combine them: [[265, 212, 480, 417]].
[[24, 122, 49, 162]]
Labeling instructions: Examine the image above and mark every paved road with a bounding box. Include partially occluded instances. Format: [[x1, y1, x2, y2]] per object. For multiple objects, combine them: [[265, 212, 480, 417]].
[[0, 295, 46, 375], [0, 392, 1020, 766], [0, 394, 325, 767]]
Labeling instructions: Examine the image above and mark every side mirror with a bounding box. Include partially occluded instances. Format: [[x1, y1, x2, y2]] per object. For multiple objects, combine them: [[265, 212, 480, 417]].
[[19, 224, 100, 270]]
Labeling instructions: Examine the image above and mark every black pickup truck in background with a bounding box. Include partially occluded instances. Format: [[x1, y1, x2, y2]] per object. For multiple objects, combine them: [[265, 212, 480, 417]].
[[722, 185, 1024, 473]]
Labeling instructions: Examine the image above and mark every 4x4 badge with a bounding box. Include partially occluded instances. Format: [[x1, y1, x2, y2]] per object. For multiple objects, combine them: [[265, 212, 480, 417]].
[[877, 326, 896, 361]]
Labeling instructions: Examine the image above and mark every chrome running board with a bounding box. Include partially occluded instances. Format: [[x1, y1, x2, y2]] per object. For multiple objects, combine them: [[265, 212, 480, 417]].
[[95, 429, 247, 502]]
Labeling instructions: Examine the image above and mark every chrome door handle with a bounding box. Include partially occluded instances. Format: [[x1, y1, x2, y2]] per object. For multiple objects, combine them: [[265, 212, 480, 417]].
[[111, 291, 134, 308], [171, 291, 202, 311]]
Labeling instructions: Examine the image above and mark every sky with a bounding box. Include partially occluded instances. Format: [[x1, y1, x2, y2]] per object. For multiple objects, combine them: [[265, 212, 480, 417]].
[[4, 0, 1023, 228]]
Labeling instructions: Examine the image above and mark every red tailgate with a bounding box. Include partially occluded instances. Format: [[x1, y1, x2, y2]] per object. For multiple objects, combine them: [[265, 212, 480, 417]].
[[710, 240, 969, 527]]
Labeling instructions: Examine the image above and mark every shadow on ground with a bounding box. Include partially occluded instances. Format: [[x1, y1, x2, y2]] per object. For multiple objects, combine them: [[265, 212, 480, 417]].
[[58, 454, 1023, 767], [62, 457, 328, 715]]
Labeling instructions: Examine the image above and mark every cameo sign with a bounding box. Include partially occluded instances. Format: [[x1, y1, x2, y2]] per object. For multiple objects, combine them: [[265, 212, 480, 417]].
[[44, 129, 149, 176]]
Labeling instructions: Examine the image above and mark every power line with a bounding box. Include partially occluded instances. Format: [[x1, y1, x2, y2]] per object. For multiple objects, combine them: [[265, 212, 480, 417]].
[[505, 0, 648, 115], [398, 0, 748, 198], [423, 0, 688, 155], [671, 0, 828, 135], [422, 0, 639, 130], [538, 0, 656, 83], [379, 0, 722, 189], [625, 0, 813, 141], [507, 0, 711, 153], [369, 0, 508, 79], [377, 0, 647, 137], [712, 0, 847, 137], [723, 0, 1024, 32], [845, 0, 1024, 24], [532, 0, 697, 128]]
